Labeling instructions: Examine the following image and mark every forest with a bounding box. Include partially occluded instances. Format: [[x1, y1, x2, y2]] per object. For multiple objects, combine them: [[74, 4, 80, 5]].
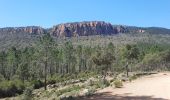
[[0, 33, 170, 99]]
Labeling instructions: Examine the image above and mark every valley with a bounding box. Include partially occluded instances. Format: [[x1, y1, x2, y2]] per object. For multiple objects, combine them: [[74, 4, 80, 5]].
[[0, 21, 170, 100]]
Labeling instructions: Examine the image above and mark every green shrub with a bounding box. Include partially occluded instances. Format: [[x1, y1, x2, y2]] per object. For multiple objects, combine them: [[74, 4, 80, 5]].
[[113, 80, 123, 88], [109, 79, 115, 83], [11, 75, 20, 80], [0, 74, 5, 81], [32, 80, 44, 89], [129, 75, 138, 82], [56, 85, 82, 97], [100, 79, 110, 87], [60, 95, 74, 100], [87, 79, 94, 86], [47, 78, 56, 84], [22, 87, 33, 100], [14, 79, 25, 93], [95, 78, 110, 89], [0, 80, 25, 98], [85, 87, 96, 96]]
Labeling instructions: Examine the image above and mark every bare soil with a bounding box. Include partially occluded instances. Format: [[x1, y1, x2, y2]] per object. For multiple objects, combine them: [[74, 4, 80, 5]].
[[78, 72, 170, 100]]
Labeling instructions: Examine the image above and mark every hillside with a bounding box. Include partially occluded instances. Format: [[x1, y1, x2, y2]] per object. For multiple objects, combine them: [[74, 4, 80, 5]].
[[1, 21, 170, 37], [0, 21, 170, 100], [0, 21, 170, 50]]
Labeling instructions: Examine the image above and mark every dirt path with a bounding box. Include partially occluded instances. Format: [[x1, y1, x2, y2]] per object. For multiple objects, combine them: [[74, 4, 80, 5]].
[[79, 72, 170, 100]]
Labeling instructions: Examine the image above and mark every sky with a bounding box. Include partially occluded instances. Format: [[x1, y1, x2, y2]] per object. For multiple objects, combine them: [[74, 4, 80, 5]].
[[0, 0, 170, 28]]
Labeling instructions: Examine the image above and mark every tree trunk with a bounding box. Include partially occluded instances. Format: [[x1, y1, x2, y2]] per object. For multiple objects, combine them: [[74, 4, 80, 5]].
[[44, 60, 47, 90], [125, 62, 129, 77], [44, 48, 48, 90]]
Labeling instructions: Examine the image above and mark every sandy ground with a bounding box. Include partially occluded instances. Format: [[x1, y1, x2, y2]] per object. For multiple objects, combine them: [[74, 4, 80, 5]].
[[79, 72, 170, 100]]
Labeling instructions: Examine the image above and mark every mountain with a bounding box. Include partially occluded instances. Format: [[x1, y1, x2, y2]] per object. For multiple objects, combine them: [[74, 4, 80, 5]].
[[125, 26, 170, 34], [0, 21, 170, 50], [50, 21, 127, 37], [0, 21, 170, 37], [0, 26, 45, 35], [0, 21, 128, 37]]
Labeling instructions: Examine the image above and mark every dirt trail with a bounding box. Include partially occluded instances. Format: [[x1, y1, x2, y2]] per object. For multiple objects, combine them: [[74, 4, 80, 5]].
[[81, 72, 170, 100]]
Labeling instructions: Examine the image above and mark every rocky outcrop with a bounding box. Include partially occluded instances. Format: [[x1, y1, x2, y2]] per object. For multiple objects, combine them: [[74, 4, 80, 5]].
[[113, 25, 129, 33], [50, 21, 124, 37], [0, 21, 128, 37], [138, 29, 145, 33], [0, 26, 45, 35]]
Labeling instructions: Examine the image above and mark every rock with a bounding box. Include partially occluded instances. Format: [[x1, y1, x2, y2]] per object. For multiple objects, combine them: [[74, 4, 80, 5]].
[[0, 26, 45, 35], [113, 25, 128, 33], [51, 84, 57, 88], [0, 21, 128, 37], [121, 77, 129, 82], [80, 89, 89, 95], [138, 29, 145, 33], [50, 21, 123, 37], [163, 73, 167, 75], [47, 84, 52, 89], [37, 92, 41, 97]]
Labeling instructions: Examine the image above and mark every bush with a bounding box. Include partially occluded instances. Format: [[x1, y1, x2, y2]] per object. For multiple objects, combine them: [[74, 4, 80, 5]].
[[129, 75, 138, 82], [14, 79, 25, 93], [113, 80, 123, 88], [11, 75, 20, 80], [109, 79, 115, 83], [0, 74, 5, 81], [47, 78, 56, 84], [100, 79, 110, 87], [22, 87, 33, 100], [95, 78, 110, 89], [87, 79, 94, 86], [56, 85, 82, 97], [60, 95, 74, 100], [0, 80, 25, 98], [85, 87, 96, 96], [32, 80, 44, 89]]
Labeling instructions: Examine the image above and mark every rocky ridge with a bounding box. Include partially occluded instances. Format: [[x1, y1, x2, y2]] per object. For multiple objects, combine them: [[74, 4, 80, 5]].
[[0, 21, 127, 37], [50, 21, 123, 37], [0, 26, 45, 35], [1, 21, 169, 37]]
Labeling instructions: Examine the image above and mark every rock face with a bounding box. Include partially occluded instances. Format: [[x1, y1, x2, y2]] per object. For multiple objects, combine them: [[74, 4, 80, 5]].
[[0, 26, 45, 35], [113, 25, 128, 33], [138, 29, 145, 33], [0, 21, 128, 37], [50, 21, 122, 37]]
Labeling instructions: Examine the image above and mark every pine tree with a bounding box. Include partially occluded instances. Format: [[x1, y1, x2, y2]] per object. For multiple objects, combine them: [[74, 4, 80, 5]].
[[38, 33, 56, 90], [0, 51, 6, 78]]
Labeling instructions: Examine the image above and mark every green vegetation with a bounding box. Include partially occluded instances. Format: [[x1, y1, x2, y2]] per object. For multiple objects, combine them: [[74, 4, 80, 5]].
[[22, 87, 33, 100], [0, 33, 170, 98], [56, 85, 82, 97], [113, 80, 123, 88], [32, 80, 44, 89], [129, 75, 138, 82], [84, 87, 96, 96], [0, 80, 25, 97]]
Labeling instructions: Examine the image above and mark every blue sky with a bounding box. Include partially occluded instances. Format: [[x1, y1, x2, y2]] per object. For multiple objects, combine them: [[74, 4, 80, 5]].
[[0, 0, 170, 28]]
